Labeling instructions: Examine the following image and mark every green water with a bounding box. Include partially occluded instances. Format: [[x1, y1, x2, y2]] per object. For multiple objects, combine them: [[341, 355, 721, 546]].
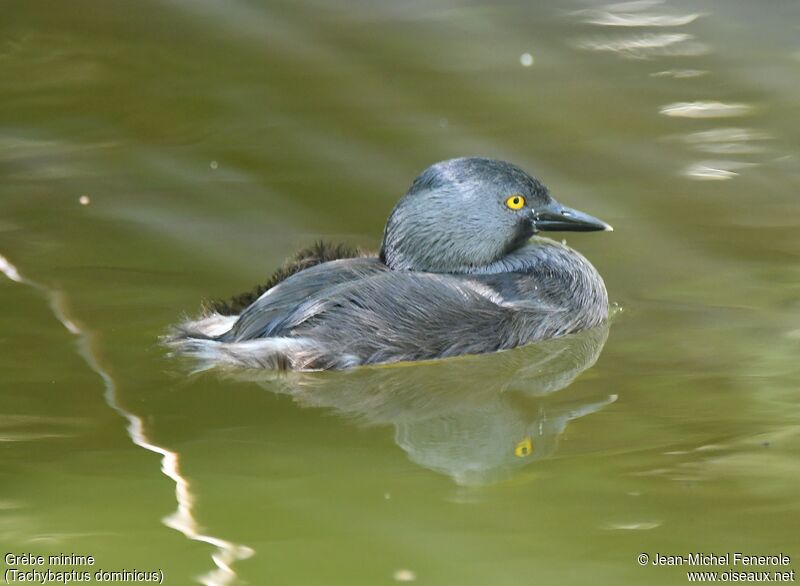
[[1, 0, 799, 584]]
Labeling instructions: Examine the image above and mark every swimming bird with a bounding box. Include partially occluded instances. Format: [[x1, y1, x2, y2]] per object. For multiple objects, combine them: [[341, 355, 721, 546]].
[[168, 157, 612, 370]]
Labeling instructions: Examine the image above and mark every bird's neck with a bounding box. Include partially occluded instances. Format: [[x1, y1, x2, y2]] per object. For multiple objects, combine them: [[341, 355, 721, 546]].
[[474, 237, 590, 271]]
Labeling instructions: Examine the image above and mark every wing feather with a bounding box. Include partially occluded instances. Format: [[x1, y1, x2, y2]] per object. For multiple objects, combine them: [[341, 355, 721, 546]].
[[261, 272, 561, 364], [220, 257, 388, 341]]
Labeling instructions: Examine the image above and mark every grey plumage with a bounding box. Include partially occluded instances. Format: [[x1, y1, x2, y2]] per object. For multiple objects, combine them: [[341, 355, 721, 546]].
[[167, 157, 611, 371]]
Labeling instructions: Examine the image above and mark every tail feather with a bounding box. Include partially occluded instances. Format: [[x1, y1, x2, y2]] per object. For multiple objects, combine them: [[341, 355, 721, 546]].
[[164, 312, 359, 371]]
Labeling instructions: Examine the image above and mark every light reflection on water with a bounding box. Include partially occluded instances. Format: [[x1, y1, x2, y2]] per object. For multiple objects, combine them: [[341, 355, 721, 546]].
[[649, 68, 707, 78], [580, 12, 702, 28], [574, 0, 703, 28], [0, 255, 253, 586], [659, 101, 754, 118], [577, 33, 708, 59], [574, 0, 787, 185], [574, 0, 707, 58]]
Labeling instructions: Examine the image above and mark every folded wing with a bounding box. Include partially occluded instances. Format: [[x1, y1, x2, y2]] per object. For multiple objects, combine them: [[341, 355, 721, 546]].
[[237, 271, 563, 365], [220, 257, 388, 341]]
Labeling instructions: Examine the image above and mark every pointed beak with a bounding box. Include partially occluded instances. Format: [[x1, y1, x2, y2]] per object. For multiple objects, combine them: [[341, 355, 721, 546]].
[[532, 201, 613, 233]]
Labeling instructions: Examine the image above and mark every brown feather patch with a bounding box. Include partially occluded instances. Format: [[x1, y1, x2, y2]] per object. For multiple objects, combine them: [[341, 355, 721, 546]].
[[204, 241, 369, 316]]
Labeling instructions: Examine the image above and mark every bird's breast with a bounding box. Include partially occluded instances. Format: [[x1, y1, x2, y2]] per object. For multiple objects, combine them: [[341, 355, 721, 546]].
[[478, 239, 609, 334]]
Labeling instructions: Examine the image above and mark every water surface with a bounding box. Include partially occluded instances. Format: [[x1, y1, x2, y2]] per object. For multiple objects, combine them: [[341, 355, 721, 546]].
[[1, 0, 799, 584]]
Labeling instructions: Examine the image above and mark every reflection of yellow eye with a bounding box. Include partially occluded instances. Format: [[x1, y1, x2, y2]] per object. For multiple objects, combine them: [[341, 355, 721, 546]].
[[514, 437, 533, 458], [506, 194, 526, 210]]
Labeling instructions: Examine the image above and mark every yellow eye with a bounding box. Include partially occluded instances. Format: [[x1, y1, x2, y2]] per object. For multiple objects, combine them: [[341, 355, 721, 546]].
[[514, 437, 533, 458], [505, 194, 526, 210]]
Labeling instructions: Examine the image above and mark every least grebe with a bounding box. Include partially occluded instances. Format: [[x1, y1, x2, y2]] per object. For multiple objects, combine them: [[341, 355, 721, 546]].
[[168, 157, 612, 370]]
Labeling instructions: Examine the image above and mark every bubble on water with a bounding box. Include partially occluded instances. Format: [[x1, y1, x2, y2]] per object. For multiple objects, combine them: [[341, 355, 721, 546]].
[[439, 118, 448, 128], [79, 195, 91, 206], [660, 101, 753, 118], [384, 492, 392, 500], [520, 52, 534, 67], [210, 160, 219, 170], [393, 570, 416, 582]]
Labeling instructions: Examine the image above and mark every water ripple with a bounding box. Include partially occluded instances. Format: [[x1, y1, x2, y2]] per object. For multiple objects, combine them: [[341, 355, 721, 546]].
[[676, 127, 772, 155], [660, 101, 753, 118], [602, 521, 662, 530], [682, 160, 756, 181], [605, 0, 663, 11], [575, 0, 703, 25], [582, 11, 702, 27], [577, 34, 709, 59], [650, 69, 708, 79], [682, 128, 771, 144]]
